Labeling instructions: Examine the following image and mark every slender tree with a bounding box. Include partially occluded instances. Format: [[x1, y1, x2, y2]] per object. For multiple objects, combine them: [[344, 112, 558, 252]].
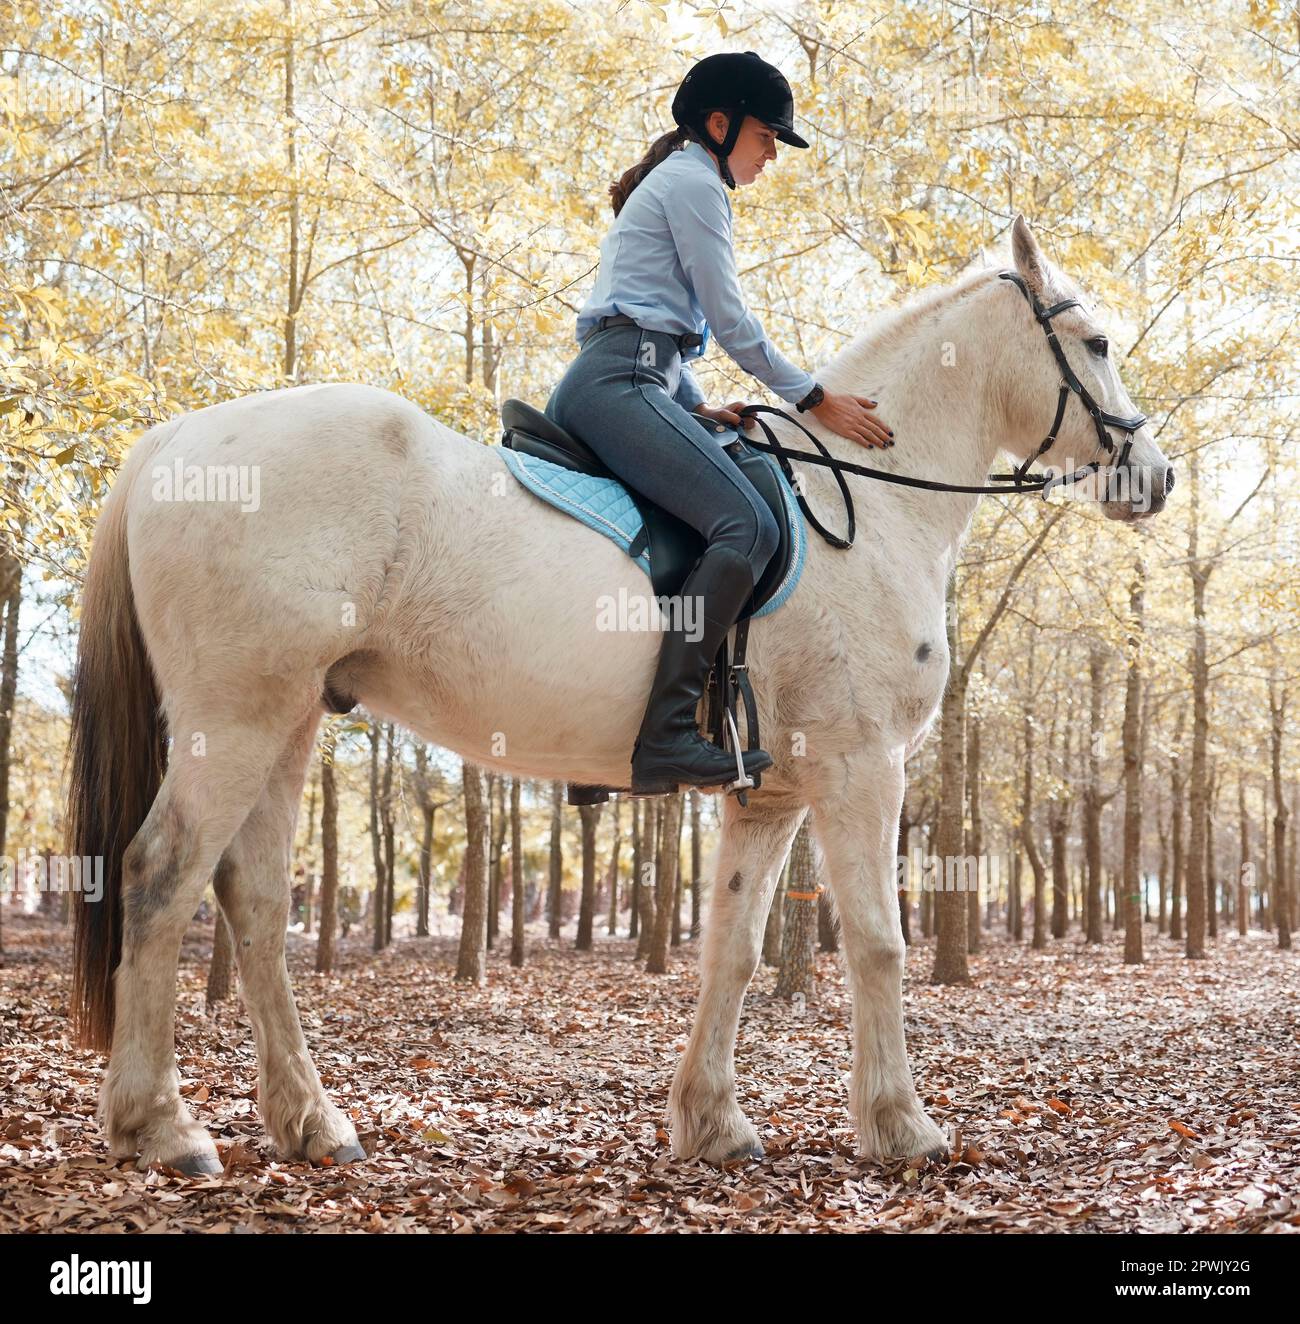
[[646, 794, 682, 974], [456, 761, 489, 983], [1122, 558, 1146, 965], [315, 732, 339, 975], [575, 801, 602, 950], [206, 913, 235, 1011], [606, 796, 622, 936], [689, 790, 703, 940], [510, 776, 525, 967], [547, 782, 563, 939], [775, 817, 820, 1000]]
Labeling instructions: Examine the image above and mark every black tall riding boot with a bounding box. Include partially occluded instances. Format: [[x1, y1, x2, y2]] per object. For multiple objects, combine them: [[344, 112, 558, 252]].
[[629, 544, 774, 794]]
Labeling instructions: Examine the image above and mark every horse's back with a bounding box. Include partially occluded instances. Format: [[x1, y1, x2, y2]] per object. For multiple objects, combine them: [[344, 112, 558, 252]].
[[119, 383, 482, 682]]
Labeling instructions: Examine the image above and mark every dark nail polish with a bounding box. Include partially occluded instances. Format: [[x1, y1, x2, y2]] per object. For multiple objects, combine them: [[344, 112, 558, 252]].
[[887, 429, 895, 437]]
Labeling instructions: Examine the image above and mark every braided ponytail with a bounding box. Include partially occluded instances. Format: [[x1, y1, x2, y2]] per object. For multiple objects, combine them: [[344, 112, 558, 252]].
[[608, 124, 691, 217]]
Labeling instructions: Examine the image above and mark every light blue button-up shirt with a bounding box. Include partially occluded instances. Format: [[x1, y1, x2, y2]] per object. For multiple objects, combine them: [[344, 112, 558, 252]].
[[575, 140, 817, 408]]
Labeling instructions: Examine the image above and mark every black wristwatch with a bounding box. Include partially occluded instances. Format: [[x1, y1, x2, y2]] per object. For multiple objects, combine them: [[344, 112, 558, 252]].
[[795, 382, 824, 413]]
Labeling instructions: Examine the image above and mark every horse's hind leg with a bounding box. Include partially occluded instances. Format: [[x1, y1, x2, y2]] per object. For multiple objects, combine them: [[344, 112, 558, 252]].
[[100, 695, 318, 1174], [213, 713, 363, 1165], [669, 798, 806, 1163]]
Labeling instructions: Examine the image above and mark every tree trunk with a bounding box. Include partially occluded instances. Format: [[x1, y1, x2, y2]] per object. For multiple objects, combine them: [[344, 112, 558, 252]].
[[301, 766, 318, 933], [606, 797, 622, 936], [1289, 789, 1298, 936], [455, 761, 489, 983], [509, 777, 525, 967], [381, 725, 395, 946], [206, 912, 235, 1010], [967, 714, 983, 954], [1010, 839, 1024, 941], [636, 800, 658, 959], [818, 889, 838, 952], [671, 803, 685, 949], [488, 773, 506, 949], [412, 744, 444, 939], [548, 782, 563, 939], [1049, 807, 1069, 940], [1171, 755, 1186, 940], [0, 552, 20, 965], [368, 722, 388, 952], [1258, 782, 1272, 930], [1206, 764, 1219, 941], [1184, 461, 1209, 960], [646, 795, 682, 973], [1084, 643, 1106, 944], [1237, 778, 1250, 936], [690, 790, 703, 940], [1048, 718, 1071, 939], [417, 800, 435, 938], [282, 0, 301, 380], [576, 802, 602, 950], [1157, 817, 1168, 934], [315, 736, 339, 974], [1269, 681, 1292, 950], [775, 817, 819, 1000], [629, 798, 642, 940], [1023, 711, 1048, 950], [1122, 559, 1145, 965]]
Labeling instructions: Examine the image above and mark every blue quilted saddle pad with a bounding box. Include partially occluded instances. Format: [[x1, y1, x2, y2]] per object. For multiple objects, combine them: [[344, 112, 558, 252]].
[[498, 446, 806, 619]]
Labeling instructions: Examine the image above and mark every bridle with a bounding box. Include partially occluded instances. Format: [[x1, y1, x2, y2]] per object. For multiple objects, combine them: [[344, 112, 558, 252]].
[[733, 268, 1150, 549], [996, 269, 1147, 483]]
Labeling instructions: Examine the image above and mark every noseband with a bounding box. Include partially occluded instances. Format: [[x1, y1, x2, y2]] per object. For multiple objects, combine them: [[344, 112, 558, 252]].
[[997, 269, 1147, 482]]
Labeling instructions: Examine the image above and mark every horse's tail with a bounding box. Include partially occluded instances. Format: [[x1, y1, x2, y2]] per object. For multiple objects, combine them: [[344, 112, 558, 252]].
[[68, 421, 176, 1051]]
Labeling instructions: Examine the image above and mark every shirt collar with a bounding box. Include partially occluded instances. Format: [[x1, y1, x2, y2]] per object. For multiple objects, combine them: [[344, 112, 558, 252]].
[[679, 139, 731, 213], [681, 140, 720, 177]]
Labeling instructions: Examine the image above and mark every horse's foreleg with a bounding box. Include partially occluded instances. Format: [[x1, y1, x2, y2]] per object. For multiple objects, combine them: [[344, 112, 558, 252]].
[[213, 714, 363, 1165], [669, 799, 806, 1163], [811, 750, 947, 1161], [101, 703, 314, 1174]]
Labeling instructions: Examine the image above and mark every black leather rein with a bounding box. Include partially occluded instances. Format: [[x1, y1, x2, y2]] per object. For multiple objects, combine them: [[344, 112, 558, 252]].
[[732, 268, 1149, 550]]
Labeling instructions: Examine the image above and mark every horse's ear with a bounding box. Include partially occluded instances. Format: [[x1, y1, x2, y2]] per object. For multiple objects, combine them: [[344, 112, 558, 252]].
[[1011, 214, 1050, 293]]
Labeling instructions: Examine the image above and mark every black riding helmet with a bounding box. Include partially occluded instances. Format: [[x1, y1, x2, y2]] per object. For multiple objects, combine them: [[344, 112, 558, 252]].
[[671, 51, 809, 190]]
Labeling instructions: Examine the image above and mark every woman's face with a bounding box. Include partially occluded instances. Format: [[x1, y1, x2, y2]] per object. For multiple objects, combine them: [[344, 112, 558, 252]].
[[702, 111, 779, 186]]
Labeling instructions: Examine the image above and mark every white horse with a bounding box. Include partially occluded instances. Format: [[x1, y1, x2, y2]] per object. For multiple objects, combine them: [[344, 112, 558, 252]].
[[68, 217, 1171, 1173]]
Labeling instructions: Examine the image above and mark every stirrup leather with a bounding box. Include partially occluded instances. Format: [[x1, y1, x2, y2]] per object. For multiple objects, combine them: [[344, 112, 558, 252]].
[[706, 616, 762, 807]]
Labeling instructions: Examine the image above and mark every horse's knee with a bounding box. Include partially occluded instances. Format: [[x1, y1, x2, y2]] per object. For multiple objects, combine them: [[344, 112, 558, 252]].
[[213, 848, 288, 946], [121, 799, 197, 943]]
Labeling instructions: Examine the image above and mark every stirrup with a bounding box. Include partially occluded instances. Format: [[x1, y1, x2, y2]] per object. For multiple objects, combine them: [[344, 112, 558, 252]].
[[707, 617, 765, 808], [721, 706, 754, 803]]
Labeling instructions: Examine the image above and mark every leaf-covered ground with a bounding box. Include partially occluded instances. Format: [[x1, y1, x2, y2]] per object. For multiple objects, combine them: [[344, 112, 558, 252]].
[[1, 911, 1297, 1233]]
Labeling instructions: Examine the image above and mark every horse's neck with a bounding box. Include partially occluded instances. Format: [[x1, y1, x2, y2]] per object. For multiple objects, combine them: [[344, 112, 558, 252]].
[[804, 276, 1010, 570]]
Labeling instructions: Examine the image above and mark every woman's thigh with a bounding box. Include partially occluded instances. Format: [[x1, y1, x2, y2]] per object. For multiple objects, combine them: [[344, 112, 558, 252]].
[[547, 327, 778, 571]]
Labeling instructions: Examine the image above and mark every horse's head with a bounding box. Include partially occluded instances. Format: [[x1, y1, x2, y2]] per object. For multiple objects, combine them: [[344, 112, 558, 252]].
[[1000, 215, 1173, 521]]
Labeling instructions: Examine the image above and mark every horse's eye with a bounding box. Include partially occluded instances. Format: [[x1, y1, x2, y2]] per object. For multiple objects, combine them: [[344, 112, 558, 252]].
[[1086, 336, 1109, 357]]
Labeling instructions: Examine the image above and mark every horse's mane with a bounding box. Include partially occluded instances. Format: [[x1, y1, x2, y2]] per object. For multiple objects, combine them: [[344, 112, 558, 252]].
[[829, 261, 1009, 376]]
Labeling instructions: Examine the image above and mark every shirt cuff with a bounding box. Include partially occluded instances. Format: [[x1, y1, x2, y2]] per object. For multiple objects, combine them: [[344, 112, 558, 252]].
[[776, 372, 819, 406]]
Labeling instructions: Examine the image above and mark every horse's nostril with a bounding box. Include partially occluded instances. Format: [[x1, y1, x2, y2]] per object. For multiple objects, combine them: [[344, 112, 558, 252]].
[[1164, 467, 1176, 496]]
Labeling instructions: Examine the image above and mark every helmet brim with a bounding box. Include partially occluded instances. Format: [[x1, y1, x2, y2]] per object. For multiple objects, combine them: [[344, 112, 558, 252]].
[[768, 122, 810, 149]]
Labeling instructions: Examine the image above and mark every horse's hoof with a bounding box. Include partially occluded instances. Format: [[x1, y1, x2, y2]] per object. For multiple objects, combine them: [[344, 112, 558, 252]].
[[156, 1151, 223, 1177], [920, 1145, 950, 1164], [323, 1142, 367, 1166], [723, 1141, 765, 1162]]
